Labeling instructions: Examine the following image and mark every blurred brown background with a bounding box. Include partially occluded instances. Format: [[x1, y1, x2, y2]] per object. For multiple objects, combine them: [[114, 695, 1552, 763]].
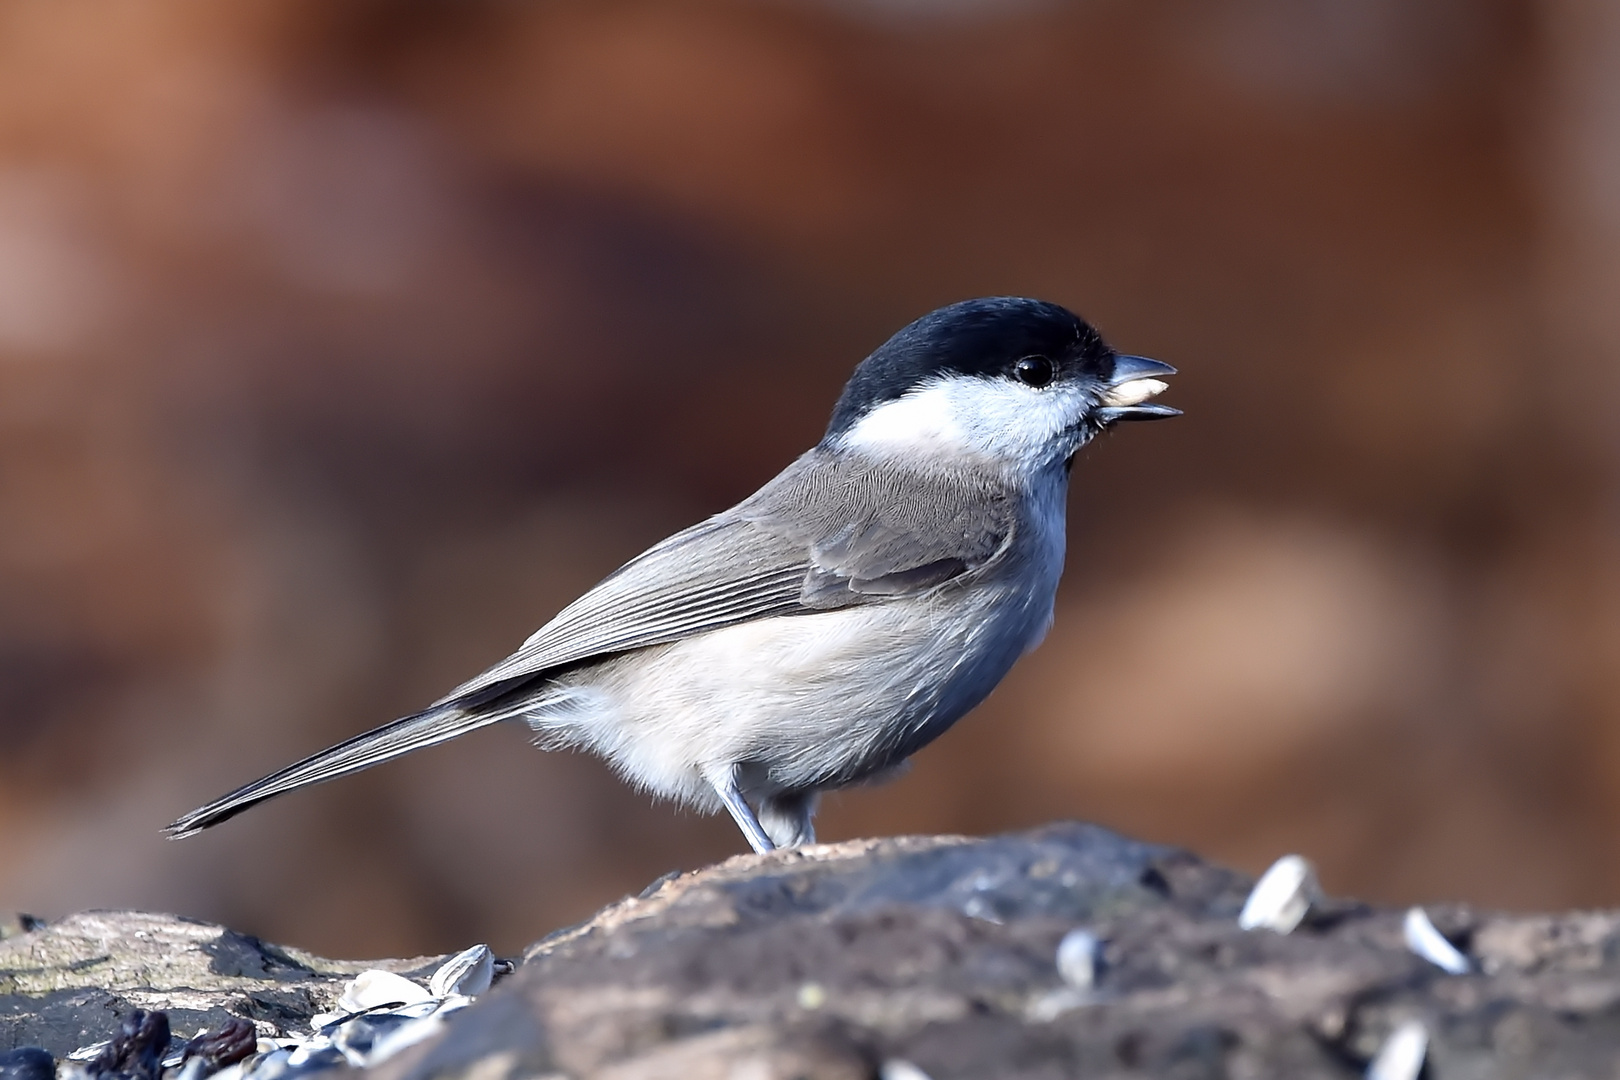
[[2, 0, 1619, 959]]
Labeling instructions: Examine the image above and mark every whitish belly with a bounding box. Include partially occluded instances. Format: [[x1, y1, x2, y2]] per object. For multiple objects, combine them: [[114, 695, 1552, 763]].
[[539, 579, 1052, 809]]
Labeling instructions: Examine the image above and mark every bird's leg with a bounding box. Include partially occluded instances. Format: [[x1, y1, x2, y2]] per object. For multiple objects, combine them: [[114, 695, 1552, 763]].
[[759, 791, 819, 848], [707, 765, 776, 853]]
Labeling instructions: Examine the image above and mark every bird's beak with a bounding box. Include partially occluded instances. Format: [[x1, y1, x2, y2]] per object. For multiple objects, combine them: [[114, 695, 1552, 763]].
[[1096, 354, 1179, 423]]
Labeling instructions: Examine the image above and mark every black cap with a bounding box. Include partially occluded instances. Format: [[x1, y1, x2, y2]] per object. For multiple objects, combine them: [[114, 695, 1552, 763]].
[[824, 297, 1113, 442]]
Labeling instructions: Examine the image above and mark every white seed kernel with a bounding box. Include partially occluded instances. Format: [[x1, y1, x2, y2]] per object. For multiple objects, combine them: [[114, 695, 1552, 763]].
[[1238, 855, 1319, 933], [1100, 378, 1169, 407]]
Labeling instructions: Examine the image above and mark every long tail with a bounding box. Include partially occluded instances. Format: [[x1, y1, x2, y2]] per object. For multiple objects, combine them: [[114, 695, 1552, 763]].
[[165, 703, 513, 838]]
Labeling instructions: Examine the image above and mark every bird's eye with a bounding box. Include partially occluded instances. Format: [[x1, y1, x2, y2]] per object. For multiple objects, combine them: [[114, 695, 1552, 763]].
[[1013, 355, 1056, 388]]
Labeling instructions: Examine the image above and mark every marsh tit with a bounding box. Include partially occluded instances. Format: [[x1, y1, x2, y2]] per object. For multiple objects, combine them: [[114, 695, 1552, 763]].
[[168, 297, 1177, 852]]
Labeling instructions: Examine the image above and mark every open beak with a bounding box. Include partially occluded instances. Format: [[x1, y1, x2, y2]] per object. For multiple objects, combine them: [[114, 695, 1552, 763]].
[[1096, 354, 1179, 423]]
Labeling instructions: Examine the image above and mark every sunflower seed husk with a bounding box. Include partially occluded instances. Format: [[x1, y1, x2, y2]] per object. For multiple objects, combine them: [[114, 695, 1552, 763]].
[[336, 970, 433, 1013], [1238, 855, 1319, 934], [879, 1062, 934, 1080], [1055, 929, 1101, 990], [1365, 1019, 1427, 1080], [1403, 907, 1470, 974], [429, 944, 494, 998]]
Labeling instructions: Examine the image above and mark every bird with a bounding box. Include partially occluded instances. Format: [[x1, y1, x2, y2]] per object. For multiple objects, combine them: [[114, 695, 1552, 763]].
[[166, 297, 1176, 853]]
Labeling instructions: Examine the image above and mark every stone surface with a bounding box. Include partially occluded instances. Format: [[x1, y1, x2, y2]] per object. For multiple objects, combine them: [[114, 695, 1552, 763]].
[[0, 910, 442, 1057], [375, 825, 1620, 1079], [10, 825, 1620, 1078]]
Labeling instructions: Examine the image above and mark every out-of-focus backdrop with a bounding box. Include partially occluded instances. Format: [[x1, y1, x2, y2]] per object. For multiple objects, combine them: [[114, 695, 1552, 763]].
[[2, 0, 1619, 959]]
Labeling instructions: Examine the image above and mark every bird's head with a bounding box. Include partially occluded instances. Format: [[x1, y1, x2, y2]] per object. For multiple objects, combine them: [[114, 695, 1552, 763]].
[[823, 297, 1177, 477]]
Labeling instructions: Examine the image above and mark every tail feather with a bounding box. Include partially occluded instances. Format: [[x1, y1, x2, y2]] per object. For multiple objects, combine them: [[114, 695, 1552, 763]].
[[165, 704, 511, 838]]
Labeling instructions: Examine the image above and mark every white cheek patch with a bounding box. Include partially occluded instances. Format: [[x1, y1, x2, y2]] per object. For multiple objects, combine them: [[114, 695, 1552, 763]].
[[838, 381, 965, 453], [838, 376, 1088, 467]]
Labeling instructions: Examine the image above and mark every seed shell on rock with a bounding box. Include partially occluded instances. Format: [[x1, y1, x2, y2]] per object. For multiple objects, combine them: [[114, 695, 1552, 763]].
[[1365, 1020, 1427, 1080], [336, 969, 434, 1013], [362, 1014, 448, 1066], [0, 1048, 56, 1080], [429, 944, 494, 998], [1403, 907, 1470, 974], [879, 1062, 934, 1080], [1055, 929, 1101, 990], [1238, 854, 1319, 934]]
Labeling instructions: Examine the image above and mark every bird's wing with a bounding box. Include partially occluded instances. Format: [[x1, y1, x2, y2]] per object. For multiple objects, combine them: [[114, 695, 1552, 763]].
[[738, 448, 1019, 603], [164, 518, 814, 838], [430, 516, 814, 708], [434, 449, 1019, 709], [167, 451, 1018, 837]]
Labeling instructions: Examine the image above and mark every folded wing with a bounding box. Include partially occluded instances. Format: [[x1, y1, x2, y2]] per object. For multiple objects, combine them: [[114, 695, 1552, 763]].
[[167, 449, 1018, 836]]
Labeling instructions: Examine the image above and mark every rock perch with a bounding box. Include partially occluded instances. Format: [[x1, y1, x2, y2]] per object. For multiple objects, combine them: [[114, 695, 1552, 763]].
[[7, 824, 1620, 1078]]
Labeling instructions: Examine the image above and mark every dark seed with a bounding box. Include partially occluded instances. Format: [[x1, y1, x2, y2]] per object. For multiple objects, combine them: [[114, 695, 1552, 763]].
[[0, 1047, 56, 1080], [88, 1009, 171, 1080], [182, 1018, 257, 1073]]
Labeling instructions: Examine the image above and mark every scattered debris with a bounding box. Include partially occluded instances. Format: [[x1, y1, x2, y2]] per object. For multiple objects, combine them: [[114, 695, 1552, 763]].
[[1403, 907, 1470, 974], [87, 1010, 170, 1080], [879, 1061, 934, 1080], [54, 946, 502, 1080], [428, 944, 494, 998], [1055, 928, 1101, 990], [0, 1048, 57, 1080], [1027, 928, 1105, 1021], [176, 1019, 256, 1080], [1238, 855, 1319, 933], [1365, 1019, 1428, 1080], [334, 969, 433, 1013]]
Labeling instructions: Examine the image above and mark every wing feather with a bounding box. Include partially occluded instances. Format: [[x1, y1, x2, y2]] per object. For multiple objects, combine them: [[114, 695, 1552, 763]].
[[434, 450, 1019, 709], [168, 450, 1026, 836], [431, 519, 812, 707]]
